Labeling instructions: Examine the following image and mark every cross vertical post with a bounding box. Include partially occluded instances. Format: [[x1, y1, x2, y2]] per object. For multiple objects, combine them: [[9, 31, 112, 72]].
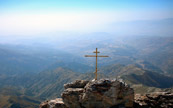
[[95, 48, 98, 80], [85, 48, 109, 80]]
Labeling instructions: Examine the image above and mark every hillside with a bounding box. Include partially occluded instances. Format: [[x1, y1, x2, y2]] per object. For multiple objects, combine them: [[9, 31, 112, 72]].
[[100, 64, 173, 90], [0, 87, 40, 108], [23, 65, 173, 101], [0, 44, 86, 75], [28, 68, 79, 99], [0, 36, 172, 107], [0, 65, 172, 107]]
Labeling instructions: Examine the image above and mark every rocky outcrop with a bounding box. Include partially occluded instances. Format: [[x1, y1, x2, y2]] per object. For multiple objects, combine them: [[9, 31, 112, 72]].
[[134, 92, 173, 108], [40, 79, 173, 108], [40, 98, 67, 108], [40, 79, 134, 108]]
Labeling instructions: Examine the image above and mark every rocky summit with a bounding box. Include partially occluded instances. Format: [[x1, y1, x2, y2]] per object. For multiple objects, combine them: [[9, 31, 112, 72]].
[[40, 79, 134, 108], [40, 79, 173, 108]]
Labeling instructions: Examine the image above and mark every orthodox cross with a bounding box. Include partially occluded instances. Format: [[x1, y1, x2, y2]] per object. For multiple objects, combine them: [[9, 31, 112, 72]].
[[85, 48, 109, 80]]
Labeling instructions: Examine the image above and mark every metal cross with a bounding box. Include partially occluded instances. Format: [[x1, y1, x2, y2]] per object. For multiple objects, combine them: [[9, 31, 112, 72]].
[[85, 48, 109, 80]]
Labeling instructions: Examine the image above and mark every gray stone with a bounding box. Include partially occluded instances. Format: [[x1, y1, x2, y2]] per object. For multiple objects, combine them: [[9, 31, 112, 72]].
[[134, 92, 173, 108], [64, 80, 89, 89], [61, 88, 84, 108], [40, 79, 173, 108], [40, 98, 67, 108], [40, 79, 134, 108], [80, 79, 134, 108]]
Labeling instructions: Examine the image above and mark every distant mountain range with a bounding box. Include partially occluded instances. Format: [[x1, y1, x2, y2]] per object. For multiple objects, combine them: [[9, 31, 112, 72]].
[[0, 35, 172, 107], [110, 18, 173, 36]]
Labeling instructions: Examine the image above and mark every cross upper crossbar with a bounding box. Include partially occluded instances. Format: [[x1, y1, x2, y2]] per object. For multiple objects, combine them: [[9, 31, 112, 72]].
[[85, 48, 109, 80]]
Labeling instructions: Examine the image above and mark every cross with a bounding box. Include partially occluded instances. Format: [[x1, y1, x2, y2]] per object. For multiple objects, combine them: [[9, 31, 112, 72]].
[[85, 48, 109, 80]]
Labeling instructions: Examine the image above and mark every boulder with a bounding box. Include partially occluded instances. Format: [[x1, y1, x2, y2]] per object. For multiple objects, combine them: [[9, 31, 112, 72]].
[[40, 98, 67, 108], [80, 79, 134, 108], [134, 92, 173, 108], [61, 79, 134, 108], [40, 79, 134, 108], [61, 88, 83, 108]]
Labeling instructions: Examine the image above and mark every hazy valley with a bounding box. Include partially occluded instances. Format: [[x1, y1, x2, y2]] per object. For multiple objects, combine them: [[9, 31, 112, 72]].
[[0, 34, 173, 108]]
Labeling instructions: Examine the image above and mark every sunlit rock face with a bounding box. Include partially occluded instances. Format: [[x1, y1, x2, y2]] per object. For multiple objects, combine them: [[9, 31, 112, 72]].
[[40, 79, 134, 108]]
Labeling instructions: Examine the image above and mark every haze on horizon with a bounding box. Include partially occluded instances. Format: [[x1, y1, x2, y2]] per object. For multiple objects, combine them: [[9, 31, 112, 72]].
[[0, 0, 172, 37]]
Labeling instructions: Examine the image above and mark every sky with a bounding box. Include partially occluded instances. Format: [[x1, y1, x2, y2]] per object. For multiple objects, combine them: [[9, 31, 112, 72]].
[[0, 0, 172, 36]]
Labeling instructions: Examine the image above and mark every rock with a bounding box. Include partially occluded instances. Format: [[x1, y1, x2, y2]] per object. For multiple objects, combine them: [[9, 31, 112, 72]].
[[40, 101, 48, 108], [40, 98, 67, 108], [40, 79, 134, 108], [64, 80, 89, 89], [61, 79, 134, 108], [80, 79, 134, 108], [134, 92, 173, 108], [40, 79, 173, 108], [61, 88, 84, 108]]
